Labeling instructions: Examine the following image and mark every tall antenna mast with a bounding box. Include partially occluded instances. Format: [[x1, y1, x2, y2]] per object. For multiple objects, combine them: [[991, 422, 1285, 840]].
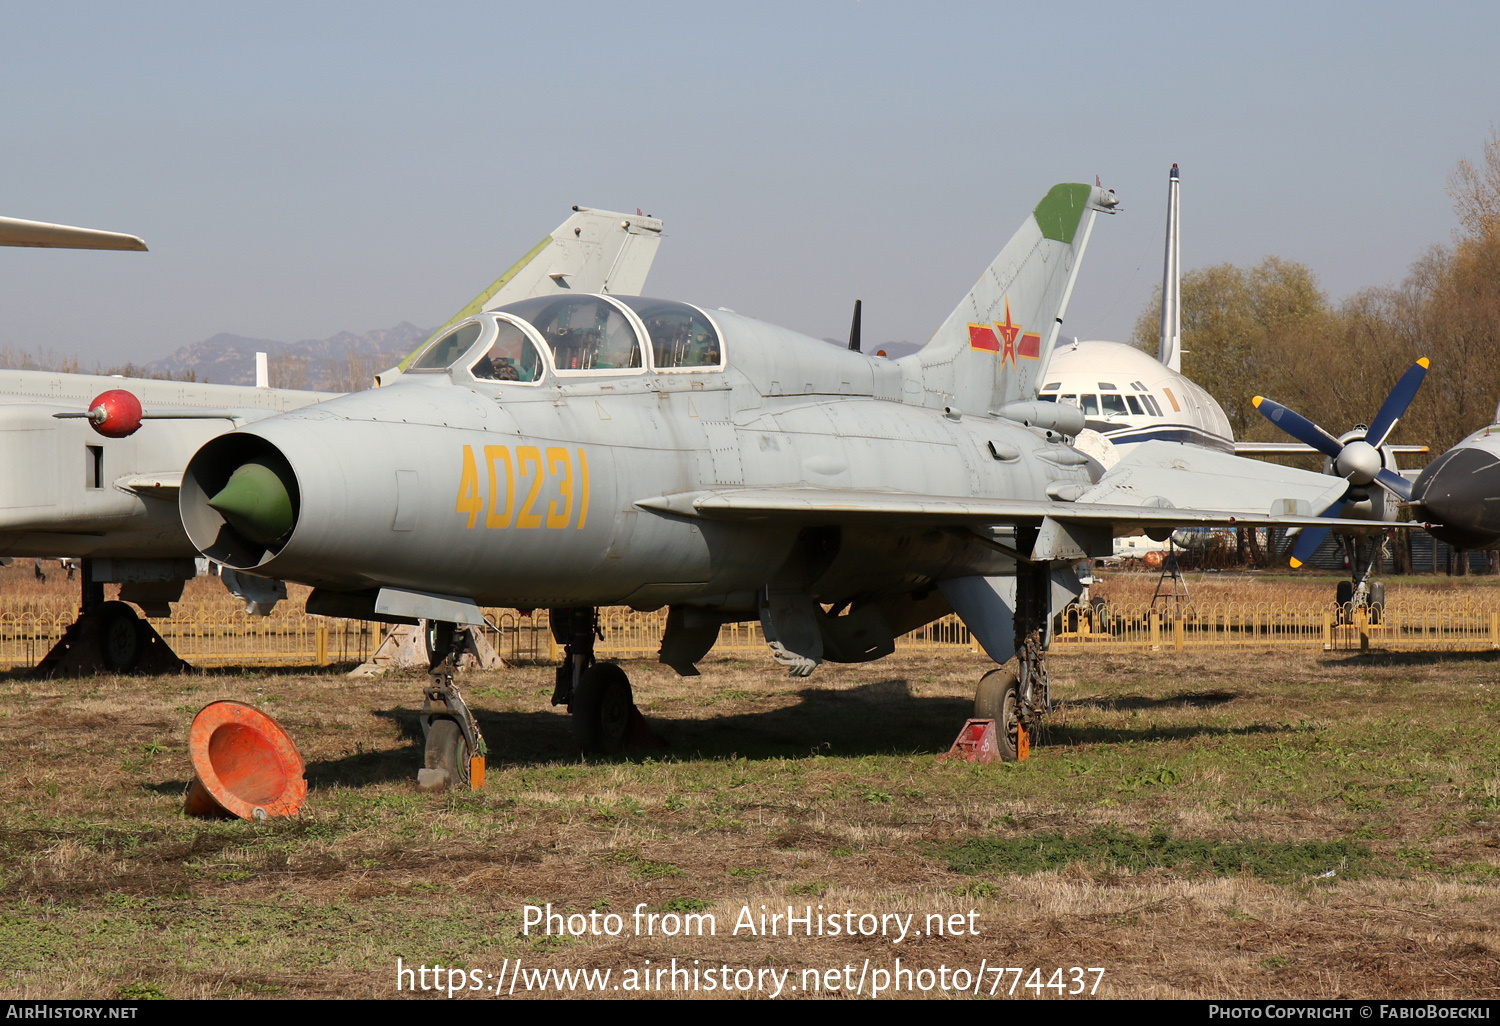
[[1157, 164, 1182, 373]]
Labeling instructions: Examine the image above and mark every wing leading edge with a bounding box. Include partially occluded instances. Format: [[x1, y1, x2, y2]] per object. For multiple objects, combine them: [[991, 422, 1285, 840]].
[[636, 487, 1390, 533]]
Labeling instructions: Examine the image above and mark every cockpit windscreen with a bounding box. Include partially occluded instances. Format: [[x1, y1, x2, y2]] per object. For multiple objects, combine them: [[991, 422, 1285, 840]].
[[469, 317, 543, 382], [498, 296, 642, 373], [409, 322, 484, 372]]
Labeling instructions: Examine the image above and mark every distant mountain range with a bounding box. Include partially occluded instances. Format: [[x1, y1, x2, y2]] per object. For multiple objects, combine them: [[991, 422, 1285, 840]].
[[142, 323, 920, 390], [144, 322, 434, 390]]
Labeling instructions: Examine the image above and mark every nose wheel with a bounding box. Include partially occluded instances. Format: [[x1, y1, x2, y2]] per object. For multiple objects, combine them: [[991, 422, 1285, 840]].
[[418, 624, 487, 791]]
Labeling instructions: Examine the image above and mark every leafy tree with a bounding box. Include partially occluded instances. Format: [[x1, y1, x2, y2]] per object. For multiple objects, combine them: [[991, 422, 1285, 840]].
[[1131, 257, 1330, 438]]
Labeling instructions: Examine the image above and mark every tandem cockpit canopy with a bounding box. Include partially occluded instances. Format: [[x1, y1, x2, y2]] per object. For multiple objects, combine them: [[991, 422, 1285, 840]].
[[405, 295, 725, 382]]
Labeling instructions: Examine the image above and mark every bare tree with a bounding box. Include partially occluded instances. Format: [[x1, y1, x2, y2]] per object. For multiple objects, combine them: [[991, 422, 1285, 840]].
[[1448, 126, 1500, 242], [268, 353, 308, 391]]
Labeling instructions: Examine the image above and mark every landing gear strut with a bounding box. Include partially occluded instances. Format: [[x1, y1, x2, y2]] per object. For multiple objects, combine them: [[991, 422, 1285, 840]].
[[1013, 563, 1051, 740], [1339, 535, 1386, 625], [418, 622, 486, 790], [549, 606, 643, 756], [970, 564, 1053, 761], [549, 607, 599, 708]]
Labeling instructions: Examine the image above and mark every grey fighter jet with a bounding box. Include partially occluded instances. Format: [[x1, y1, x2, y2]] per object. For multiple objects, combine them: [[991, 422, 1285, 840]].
[[178, 183, 1386, 769], [1, 205, 660, 671]]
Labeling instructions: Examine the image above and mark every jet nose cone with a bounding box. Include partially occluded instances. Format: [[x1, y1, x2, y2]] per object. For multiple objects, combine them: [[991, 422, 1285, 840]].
[[1410, 447, 1500, 548], [208, 460, 296, 547]]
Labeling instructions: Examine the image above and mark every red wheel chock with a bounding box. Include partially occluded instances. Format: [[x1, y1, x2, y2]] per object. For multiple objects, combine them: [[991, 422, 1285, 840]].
[[944, 718, 1000, 764]]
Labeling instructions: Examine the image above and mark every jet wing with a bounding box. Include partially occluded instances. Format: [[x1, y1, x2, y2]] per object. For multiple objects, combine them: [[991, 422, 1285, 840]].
[[636, 442, 1408, 563], [52, 406, 285, 427], [1077, 439, 1353, 515], [0, 215, 147, 251], [637, 488, 1381, 532], [1235, 440, 1428, 456]]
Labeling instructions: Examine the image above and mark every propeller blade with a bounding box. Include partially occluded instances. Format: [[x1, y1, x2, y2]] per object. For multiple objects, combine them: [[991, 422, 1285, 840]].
[[1364, 358, 1430, 448], [1289, 498, 1350, 569], [1374, 468, 1412, 502], [1252, 396, 1345, 459]]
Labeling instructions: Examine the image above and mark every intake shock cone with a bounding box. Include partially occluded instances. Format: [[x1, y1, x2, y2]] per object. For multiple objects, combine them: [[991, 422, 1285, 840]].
[[184, 701, 307, 820]]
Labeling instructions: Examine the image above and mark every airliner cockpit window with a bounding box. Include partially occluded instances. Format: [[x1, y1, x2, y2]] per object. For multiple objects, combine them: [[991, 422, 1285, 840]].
[[615, 297, 723, 370], [497, 296, 642, 374], [1101, 393, 1128, 416], [1081, 394, 1100, 416], [469, 318, 543, 383], [410, 322, 484, 371]]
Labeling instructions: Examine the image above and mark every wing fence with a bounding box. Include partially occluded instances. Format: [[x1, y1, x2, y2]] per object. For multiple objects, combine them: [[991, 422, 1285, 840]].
[[3, 596, 1498, 670]]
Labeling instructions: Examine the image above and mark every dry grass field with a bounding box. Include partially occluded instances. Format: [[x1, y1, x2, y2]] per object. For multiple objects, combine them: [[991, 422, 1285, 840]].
[[3, 572, 1500, 1000]]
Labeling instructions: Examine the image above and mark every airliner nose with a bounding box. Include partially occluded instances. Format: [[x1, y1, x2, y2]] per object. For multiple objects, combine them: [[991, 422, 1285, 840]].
[[1410, 447, 1500, 549]]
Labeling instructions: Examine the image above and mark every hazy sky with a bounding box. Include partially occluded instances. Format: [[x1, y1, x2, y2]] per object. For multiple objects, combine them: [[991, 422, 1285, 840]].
[[2, 2, 1497, 366]]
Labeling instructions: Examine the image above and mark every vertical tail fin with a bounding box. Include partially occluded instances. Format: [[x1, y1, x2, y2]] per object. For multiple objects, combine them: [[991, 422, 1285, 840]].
[[1157, 165, 1182, 372], [901, 183, 1117, 415], [378, 206, 664, 384]]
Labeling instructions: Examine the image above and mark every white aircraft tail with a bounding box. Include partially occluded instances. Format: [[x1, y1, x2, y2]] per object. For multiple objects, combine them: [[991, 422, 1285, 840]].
[[902, 183, 1117, 415], [1157, 165, 1182, 373], [381, 206, 663, 382]]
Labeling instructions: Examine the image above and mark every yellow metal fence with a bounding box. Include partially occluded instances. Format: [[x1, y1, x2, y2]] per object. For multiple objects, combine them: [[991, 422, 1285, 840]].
[[1051, 601, 1500, 653], [4, 599, 1500, 670]]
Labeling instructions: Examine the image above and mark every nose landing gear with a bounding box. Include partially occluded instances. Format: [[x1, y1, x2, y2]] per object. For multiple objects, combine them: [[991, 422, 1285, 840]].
[[418, 623, 487, 791]]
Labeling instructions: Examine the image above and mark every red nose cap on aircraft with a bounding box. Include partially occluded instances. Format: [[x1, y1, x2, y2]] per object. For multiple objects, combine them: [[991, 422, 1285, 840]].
[[207, 461, 296, 547], [86, 389, 143, 438]]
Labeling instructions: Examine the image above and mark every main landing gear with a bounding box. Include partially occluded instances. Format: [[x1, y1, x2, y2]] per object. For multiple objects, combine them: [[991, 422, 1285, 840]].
[[1337, 535, 1387, 625], [970, 564, 1052, 762], [34, 558, 187, 676], [549, 606, 641, 756]]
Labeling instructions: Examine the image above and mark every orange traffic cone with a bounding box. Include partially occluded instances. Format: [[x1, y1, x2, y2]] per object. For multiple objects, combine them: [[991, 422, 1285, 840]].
[[184, 701, 307, 820]]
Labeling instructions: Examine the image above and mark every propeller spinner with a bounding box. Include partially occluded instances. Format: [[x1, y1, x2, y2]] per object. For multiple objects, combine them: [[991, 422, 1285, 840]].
[[1252, 358, 1429, 567]]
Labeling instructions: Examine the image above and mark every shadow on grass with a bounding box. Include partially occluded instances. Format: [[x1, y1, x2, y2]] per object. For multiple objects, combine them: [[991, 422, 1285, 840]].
[[283, 679, 1288, 788], [1059, 690, 1238, 712], [278, 681, 981, 788], [1044, 721, 1286, 746], [1322, 650, 1500, 667], [0, 662, 362, 682]]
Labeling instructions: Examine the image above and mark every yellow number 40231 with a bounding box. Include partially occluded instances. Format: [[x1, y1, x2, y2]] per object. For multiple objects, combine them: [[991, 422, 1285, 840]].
[[456, 444, 590, 530]]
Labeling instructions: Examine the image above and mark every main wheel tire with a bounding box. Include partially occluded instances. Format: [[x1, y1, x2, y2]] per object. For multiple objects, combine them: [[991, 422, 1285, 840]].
[[1335, 580, 1354, 623], [99, 601, 142, 671], [425, 717, 470, 788], [572, 663, 633, 755], [1368, 581, 1385, 625], [973, 667, 1022, 762]]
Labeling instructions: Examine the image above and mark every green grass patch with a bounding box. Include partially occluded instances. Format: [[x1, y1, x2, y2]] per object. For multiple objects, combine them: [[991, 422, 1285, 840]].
[[607, 849, 684, 880], [938, 829, 1370, 883]]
